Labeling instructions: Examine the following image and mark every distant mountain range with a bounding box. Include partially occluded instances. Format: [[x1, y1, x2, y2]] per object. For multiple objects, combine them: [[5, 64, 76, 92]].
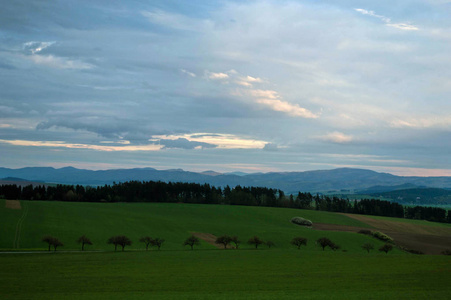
[[1, 166, 451, 195]]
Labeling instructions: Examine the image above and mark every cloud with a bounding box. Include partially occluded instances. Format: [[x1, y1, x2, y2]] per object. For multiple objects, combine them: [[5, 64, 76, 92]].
[[205, 71, 229, 80], [151, 133, 267, 149], [235, 75, 264, 87], [23, 41, 56, 54], [157, 138, 216, 149], [141, 9, 211, 32], [354, 8, 391, 23], [354, 8, 419, 31], [318, 132, 353, 144], [246, 89, 319, 118], [26, 54, 94, 69], [0, 139, 163, 152], [180, 69, 196, 77], [389, 115, 451, 129], [1, 1, 450, 175], [202, 69, 318, 118], [387, 23, 420, 31], [20, 41, 94, 69], [263, 143, 279, 151], [244, 75, 263, 83]]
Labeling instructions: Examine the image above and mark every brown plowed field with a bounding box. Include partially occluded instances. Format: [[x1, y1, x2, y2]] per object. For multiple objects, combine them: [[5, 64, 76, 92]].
[[313, 214, 451, 255]]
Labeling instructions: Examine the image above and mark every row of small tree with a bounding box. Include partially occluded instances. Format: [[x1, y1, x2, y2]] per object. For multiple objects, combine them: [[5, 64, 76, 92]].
[[42, 234, 395, 254]]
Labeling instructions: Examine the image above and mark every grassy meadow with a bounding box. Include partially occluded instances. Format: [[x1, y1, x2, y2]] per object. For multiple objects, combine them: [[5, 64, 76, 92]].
[[2, 250, 450, 299], [1, 200, 378, 252], [1, 199, 451, 299]]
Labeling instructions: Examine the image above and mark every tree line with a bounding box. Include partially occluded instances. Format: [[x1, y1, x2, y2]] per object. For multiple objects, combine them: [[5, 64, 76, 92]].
[[42, 234, 402, 255], [1, 181, 450, 223]]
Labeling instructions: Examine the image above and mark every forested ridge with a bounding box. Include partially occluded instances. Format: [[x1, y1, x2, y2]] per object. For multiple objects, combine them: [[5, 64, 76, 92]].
[[1, 180, 450, 223]]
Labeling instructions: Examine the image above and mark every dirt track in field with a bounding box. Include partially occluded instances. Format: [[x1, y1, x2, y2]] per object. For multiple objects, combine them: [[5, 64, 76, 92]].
[[191, 232, 222, 249], [5, 200, 21, 210], [313, 214, 451, 255]]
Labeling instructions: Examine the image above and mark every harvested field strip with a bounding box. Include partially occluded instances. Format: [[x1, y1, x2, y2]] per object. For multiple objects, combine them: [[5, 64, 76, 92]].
[[5, 200, 21, 210], [313, 223, 373, 233], [343, 213, 451, 255], [13, 202, 28, 249], [191, 232, 221, 248], [343, 214, 451, 235]]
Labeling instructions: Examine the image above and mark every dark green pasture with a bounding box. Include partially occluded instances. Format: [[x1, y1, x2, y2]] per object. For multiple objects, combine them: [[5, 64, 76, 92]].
[[1, 250, 450, 299]]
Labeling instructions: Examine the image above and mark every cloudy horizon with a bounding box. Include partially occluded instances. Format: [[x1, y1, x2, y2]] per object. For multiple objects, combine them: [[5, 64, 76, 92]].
[[1, 0, 451, 176]]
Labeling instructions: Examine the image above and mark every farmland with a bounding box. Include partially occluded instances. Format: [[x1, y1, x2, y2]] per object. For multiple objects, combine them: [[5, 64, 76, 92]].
[[1, 199, 451, 299]]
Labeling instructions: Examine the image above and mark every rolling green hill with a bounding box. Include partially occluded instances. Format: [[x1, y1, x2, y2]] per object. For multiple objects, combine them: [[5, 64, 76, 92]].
[[2, 200, 451, 299], [2, 200, 378, 252]]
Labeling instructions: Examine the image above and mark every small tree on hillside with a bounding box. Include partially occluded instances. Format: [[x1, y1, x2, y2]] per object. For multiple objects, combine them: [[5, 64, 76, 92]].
[[52, 238, 64, 251], [291, 237, 308, 250], [215, 235, 232, 249], [330, 243, 340, 251], [77, 235, 93, 251], [231, 236, 241, 249], [108, 236, 119, 251], [362, 243, 374, 253], [379, 243, 393, 254], [317, 237, 333, 251], [248, 236, 264, 249], [184, 235, 200, 250], [139, 236, 153, 251], [42, 236, 63, 252], [151, 238, 165, 250], [42, 236, 55, 251], [265, 241, 275, 249], [108, 235, 132, 251]]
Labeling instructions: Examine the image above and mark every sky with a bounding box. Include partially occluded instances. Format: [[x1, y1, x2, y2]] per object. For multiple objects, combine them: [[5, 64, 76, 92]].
[[1, 0, 451, 176]]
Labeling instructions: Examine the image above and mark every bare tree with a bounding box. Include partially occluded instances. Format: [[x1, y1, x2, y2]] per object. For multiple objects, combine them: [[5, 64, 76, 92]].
[[362, 243, 374, 253], [231, 236, 241, 249], [379, 244, 393, 254], [330, 243, 340, 251], [215, 235, 232, 249], [139, 236, 153, 251], [108, 235, 132, 251], [183, 235, 200, 250], [42, 236, 54, 251], [52, 238, 64, 251], [248, 236, 264, 249], [42, 236, 63, 252], [77, 235, 93, 251], [316, 237, 333, 251], [265, 241, 275, 249], [291, 237, 308, 250], [151, 238, 165, 250]]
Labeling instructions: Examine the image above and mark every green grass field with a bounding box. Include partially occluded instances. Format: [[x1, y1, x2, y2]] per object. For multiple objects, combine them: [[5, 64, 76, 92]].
[[1, 250, 450, 299], [1, 200, 450, 299], [1, 200, 378, 252]]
